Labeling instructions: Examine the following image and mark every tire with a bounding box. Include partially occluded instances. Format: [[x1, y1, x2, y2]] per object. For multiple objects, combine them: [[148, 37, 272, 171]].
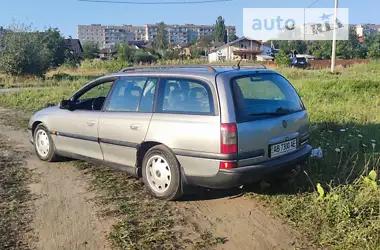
[[33, 124, 60, 162], [142, 145, 183, 201]]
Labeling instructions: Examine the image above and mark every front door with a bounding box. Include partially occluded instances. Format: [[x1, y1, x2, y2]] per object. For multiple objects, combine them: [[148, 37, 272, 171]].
[[99, 77, 158, 167], [52, 79, 114, 160]]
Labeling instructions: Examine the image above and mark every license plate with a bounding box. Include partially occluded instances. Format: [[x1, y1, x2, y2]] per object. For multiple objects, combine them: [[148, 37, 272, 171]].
[[270, 139, 297, 157]]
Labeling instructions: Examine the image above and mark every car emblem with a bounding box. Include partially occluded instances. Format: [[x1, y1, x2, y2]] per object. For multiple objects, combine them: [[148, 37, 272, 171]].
[[282, 120, 288, 128]]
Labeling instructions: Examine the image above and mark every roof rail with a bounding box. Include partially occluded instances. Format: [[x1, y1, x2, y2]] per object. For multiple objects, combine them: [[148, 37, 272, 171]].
[[118, 63, 267, 73], [210, 64, 267, 69], [119, 65, 217, 73]]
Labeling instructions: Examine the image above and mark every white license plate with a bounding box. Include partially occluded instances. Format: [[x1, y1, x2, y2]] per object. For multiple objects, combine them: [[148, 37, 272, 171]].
[[270, 139, 297, 157]]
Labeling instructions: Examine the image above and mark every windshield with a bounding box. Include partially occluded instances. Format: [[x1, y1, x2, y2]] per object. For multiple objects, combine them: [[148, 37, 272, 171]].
[[231, 73, 304, 121]]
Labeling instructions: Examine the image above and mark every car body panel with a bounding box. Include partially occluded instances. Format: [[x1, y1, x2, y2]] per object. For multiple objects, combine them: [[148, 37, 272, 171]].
[[236, 110, 309, 167], [146, 113, 221, 177], [98, 112, 152, 167]]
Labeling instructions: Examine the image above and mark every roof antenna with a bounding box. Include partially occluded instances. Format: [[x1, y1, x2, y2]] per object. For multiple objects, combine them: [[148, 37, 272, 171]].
[[233, 58, 242, 70]]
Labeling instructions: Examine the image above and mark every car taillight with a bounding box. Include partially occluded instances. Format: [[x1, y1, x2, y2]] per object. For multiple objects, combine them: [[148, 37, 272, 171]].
[[221, 123, 237, 154], [220, 161, 237, 169]]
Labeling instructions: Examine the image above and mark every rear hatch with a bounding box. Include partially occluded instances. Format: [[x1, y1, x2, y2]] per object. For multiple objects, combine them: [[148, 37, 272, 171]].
[[296, 57, 308, 65], [230, 73, 309, 167]]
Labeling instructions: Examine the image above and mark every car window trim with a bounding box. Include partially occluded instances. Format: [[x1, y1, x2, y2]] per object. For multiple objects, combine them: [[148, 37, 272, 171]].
[[137, 77, 159, 113], [155, 76, 216, 116], [101, 76, 159, 113], [230, 72, 305, 123], [71, 76, 119, 102], [101, 76, 121, 112]]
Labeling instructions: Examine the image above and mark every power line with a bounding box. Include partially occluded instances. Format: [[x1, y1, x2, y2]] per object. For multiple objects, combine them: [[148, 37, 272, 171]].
[[78, 0, 232, 4], [308, 0, 322, 8]]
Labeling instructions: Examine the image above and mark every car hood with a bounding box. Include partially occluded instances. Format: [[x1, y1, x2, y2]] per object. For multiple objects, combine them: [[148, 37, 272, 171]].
[[34, 105, 60, 116]]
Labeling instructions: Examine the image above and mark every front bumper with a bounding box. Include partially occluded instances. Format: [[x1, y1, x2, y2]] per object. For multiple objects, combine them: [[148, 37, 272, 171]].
[[184, 145, 312, 189]]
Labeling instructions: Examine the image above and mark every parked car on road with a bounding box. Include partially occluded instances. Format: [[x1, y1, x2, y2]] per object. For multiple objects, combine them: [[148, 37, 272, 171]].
[[28, 65, 311, 200], [290, 56, 309, 68]]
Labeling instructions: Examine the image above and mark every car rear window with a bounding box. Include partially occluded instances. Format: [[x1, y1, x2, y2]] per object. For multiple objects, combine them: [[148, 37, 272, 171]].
[[231, 73, 304, 122], [297, 58, 307, 62]]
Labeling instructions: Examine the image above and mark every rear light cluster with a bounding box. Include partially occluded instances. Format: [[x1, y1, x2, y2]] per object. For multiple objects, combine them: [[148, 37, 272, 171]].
[[220, 123, 238, 169]]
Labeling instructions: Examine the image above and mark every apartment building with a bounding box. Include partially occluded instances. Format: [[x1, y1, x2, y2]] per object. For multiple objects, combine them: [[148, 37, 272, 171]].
[[78, 23, 236, 48], [78, 24, 134, 49], [146, 23, 236, 44]]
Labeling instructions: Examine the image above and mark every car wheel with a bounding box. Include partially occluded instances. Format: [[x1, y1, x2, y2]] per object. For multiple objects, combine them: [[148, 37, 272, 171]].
[[142, 145, 182, 201], [33, 124, 60, 162]]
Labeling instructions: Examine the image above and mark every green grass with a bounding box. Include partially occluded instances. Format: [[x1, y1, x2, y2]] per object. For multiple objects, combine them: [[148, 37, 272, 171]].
[[0, 136, 31, 250], [0, 63, 379, 249]]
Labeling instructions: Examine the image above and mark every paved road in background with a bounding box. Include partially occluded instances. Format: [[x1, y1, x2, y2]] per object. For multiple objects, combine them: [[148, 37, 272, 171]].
[[0, 87, 51, 93]]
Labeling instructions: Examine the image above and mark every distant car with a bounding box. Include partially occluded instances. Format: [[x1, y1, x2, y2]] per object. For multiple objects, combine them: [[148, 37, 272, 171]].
[[28, 65, 311, 201], [290, 57, 309, 68]]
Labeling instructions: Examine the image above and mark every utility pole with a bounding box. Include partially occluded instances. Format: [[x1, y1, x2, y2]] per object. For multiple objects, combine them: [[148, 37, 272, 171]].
[[330, 0, 339, 73]]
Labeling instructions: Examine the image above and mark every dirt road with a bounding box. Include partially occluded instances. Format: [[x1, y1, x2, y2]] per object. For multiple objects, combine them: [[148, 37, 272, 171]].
[[0, 107, 308, 250], [0, 115, 113, 249]]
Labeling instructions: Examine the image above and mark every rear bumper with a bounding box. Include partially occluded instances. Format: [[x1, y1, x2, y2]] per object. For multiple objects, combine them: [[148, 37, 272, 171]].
[[184, 145, 312, 189]]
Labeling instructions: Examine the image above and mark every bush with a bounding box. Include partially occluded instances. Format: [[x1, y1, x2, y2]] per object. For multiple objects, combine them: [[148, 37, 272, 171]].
[[0, 31, 51, 76], [134, 51, 156, 63], [274, 50, 290, 67]]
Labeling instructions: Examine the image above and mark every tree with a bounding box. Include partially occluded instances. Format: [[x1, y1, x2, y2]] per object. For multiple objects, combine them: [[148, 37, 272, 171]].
[[213, 16, 227, 43], [82, 40, 100, 60], [39, 28, 67, 67], [335, 27, 362, 59], [367, 34, 380, 59], [309, 41, 332, 59], [152, 22, 168, 55], [228, 30, 238, 42], [0, 29, 51, 76], [269, 40, 308, 54], [274, 50, 291, 67], [116, 43, 135, 62]]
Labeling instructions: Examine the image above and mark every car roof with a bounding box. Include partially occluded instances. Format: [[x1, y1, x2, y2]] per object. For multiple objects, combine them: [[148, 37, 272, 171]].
[[103, 65, 278, 83]]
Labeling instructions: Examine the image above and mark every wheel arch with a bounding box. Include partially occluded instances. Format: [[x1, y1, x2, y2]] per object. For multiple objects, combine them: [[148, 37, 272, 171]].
[[136, 141, 177, 177], [32, 121, 44, 135]]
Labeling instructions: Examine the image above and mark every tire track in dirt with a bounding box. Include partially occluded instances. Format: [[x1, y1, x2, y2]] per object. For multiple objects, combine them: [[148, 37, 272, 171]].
[[178, 188, 309, 250], [0, 121, 113, 250]]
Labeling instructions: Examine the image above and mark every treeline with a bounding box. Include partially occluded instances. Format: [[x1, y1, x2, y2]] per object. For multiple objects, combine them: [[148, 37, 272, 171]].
[[271, 27, 380, 59]]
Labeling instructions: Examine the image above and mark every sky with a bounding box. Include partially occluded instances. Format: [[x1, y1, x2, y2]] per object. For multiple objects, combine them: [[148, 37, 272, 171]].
[[0, 0, 379, 38]]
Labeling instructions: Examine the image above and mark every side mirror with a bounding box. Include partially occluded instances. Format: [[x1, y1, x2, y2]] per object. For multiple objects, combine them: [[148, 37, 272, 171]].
[[59, 100, 74, 111]]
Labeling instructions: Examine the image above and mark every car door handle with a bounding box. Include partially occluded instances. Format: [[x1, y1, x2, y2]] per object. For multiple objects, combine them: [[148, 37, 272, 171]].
[[130, 124, 140, 130], [87, 120, 96, 127]]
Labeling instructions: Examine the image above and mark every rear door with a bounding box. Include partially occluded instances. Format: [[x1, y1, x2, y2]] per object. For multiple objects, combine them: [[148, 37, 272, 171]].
[[228, 73, 309, 166], [98, 77, 158, 167]]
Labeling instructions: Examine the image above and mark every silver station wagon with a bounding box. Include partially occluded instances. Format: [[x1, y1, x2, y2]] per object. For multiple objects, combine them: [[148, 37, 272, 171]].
[[28, 65, 311, 200]]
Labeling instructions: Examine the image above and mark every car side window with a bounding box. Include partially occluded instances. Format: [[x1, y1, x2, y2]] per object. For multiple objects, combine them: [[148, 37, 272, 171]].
[[157, 78, 214, 115], [105, 77, 147, 111], [78, 81, 113, 101], [138, 78, 158, 112]]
